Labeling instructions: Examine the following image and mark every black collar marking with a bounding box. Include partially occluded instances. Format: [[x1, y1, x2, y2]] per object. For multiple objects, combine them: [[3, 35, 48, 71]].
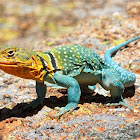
[[46, 52, 57, 69], [37, 55, 47, 70]]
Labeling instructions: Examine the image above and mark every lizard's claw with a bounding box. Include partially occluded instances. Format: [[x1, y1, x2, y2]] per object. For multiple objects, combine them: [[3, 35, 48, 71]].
[[106, 101, 133, 111], [54, 102, 77, 117]]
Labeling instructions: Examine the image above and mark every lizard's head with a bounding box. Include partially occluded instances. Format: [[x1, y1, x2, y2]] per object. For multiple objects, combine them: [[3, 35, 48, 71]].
[[0, 45, 46, 81]]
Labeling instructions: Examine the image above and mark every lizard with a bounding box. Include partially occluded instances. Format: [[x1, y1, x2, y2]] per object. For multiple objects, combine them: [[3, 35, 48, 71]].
[[0, 36, 139, 117]]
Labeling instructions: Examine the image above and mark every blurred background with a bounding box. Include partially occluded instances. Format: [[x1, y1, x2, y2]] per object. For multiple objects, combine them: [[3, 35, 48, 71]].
[[0, 0, 139, 48]]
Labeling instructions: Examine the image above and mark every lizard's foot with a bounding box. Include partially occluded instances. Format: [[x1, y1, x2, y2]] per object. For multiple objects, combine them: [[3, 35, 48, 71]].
[[23, 98, 43, 110], [54, 102, 77, 117], [81, 85, 95, 93], [88, 85, 96, 91], [106, 100, 133, 111]]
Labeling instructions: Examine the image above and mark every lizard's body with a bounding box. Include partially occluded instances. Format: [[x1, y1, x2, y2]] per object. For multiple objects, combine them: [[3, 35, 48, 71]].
[[0, 36, 139, 117]]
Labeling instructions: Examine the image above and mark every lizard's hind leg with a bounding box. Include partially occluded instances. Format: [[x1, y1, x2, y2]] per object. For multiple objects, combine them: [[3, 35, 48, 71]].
[[102, 69, 133, 111], [107, 80, 133, 110]]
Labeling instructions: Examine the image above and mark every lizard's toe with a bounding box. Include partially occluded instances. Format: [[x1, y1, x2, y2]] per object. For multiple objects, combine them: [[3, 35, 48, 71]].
[[106, 101, 133, 111], [54, 102, 77, 117]]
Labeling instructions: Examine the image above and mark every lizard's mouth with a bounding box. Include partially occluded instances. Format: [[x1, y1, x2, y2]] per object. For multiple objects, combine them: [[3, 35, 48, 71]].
[[0, 58, 46, 82], [0, 62, 17, 65], [0, 61, 33, 72], [0, 62, 24, 71], [0, 61, 31, 66]]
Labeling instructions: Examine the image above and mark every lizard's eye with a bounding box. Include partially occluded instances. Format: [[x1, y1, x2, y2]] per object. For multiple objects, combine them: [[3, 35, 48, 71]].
[[8, 50, 15, 57]]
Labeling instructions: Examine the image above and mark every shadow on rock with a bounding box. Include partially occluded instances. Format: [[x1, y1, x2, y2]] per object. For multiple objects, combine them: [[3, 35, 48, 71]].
[[0, 85, 135, 121]]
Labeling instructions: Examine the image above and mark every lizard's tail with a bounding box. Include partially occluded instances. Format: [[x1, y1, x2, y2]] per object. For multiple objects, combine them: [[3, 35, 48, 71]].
[[104, 36, 140, 87]]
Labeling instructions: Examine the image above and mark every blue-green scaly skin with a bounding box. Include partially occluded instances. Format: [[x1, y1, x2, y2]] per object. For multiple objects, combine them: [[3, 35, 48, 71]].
[[38, 36, 139, 116], [105, 36, 140, 87]]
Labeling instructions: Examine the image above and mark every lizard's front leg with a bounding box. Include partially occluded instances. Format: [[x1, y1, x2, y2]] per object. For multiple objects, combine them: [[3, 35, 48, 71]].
[[51, 72, 81, 117], [24, 81, 46, 109]]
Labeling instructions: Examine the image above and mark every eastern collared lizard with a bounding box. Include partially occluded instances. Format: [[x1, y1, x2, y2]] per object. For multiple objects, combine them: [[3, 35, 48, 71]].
[[0, 36, 139, 117]]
